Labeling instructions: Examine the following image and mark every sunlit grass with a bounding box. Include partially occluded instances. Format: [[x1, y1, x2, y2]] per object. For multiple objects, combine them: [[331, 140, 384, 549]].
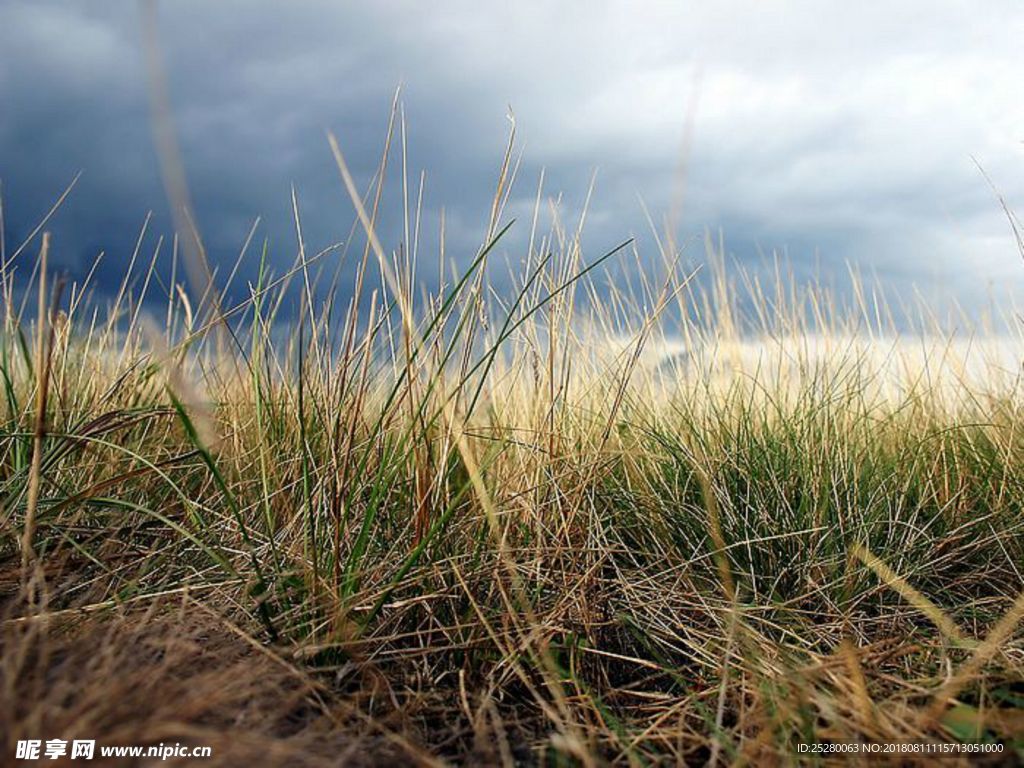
[[2, 122, 1023, 764]]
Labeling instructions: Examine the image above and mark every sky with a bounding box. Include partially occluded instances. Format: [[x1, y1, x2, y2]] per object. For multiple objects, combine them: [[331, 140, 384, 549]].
[[1, 1, 1023, 316]]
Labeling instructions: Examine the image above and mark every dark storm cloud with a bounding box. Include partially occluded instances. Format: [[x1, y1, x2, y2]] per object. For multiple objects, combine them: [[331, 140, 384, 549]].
[[1, 0, 1022, 312]]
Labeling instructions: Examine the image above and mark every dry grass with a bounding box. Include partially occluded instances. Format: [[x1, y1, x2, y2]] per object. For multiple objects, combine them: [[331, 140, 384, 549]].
[[1, 121, 1023, 766]]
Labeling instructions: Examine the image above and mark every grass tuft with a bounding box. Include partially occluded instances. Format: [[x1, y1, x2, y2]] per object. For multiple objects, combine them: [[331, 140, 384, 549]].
[[2, 127, 1023, 764]]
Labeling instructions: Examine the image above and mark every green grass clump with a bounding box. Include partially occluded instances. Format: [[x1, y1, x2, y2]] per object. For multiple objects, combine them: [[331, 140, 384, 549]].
[[1, 128, 1023, 765]]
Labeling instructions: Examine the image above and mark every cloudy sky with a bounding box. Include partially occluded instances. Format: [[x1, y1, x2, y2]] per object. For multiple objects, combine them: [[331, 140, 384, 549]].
[[1, 1, 1022, 313]]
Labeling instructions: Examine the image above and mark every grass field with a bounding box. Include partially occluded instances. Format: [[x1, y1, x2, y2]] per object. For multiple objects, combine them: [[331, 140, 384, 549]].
[[2, 138, 1024, 765]]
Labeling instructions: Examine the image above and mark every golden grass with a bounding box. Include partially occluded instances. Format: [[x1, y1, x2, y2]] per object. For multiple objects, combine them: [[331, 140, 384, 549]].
[[1, 119, 1023, 765]]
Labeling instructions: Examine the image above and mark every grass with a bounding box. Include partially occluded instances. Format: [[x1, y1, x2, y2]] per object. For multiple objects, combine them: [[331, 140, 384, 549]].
[[2, 122, 1024, 765]]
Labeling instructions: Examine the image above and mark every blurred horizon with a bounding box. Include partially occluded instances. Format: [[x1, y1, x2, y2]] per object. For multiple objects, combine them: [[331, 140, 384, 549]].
[[1, 1, 1023, 317]]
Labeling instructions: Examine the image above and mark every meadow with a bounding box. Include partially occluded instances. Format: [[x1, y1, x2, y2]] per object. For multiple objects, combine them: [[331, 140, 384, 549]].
[[2, 133, 1024, 765]]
